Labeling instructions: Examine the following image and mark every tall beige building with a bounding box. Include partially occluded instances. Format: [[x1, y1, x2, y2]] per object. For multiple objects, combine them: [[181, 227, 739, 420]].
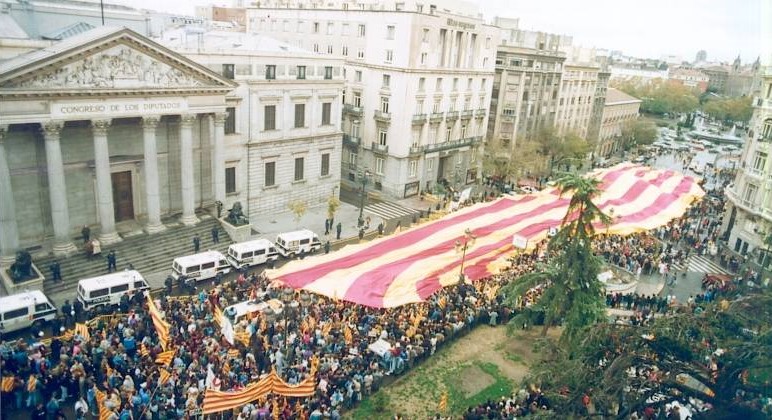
[[723, 66, 772, 274], [555, 57, 600, 139], [596, 88, 642, 157], [488, 20, 569, 152]]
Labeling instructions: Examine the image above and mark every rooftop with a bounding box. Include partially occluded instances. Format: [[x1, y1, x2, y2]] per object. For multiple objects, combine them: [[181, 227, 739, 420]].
[[605, 88, 642, 105], [158, 28, 313, 56]]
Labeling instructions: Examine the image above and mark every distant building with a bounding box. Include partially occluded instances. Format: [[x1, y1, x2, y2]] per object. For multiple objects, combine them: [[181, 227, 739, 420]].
[[695, 50, 707, 63], [668, 67, 709, 92], [722, 66, 772, 274], [596, 88, 642, 157], [702, 65, 729, 93], [555, 47, 601, 139]]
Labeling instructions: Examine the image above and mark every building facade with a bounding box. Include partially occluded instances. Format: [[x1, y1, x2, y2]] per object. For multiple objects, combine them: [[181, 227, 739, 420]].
[[0, 27, 237, 259], [588, 62, 610, 148], [159, 29, 345, 219], [555, 62, 599, 138], [596, 88, 642, 157], [722, 67, 772, 274], [245, 0, 498, 198], [668, 67, 709, 92], [489, 26, 567, 152]]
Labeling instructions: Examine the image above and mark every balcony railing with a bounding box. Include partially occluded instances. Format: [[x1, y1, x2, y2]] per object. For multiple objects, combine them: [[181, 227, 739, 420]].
[[409, 144, 424, 154], [461, 109, 474, 119], [475, 109, 487, 118], [374, 109, 392, 122], [429, 112, 444, 123], [343, 134, 361, 147], [446, 111, 459, 120], [412, 113, 428, 124], [371, 142, 389, 153], [343, 104, 363, 116], [423, 136, 480, 153]]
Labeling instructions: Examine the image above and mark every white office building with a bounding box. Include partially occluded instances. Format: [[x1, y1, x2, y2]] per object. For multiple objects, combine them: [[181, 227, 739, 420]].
[[245, 0, 498, 198]]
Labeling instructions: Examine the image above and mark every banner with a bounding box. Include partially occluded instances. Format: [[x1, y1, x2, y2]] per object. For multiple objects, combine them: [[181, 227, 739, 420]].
[[145, 293, 171, 350]]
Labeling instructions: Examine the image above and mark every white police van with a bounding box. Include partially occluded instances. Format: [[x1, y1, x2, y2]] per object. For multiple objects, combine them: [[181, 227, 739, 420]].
[[226, 239, 279, 270], [0, 290, 57, 334], [171, 250, 231, 282], [77, 270, 149, 311], [275, 229, 321, 258]]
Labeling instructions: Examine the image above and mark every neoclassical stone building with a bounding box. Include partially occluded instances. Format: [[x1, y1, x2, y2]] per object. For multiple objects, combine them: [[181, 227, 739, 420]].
[[0, 27, 237, 259]]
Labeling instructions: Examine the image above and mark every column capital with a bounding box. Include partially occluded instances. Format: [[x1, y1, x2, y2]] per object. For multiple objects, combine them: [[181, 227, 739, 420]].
[[180, 113, 197, 127], [213, 111, 228, 126], [91, 119, 112, 136], [141, 116, 161, 130], [41, 120, 64, 139]]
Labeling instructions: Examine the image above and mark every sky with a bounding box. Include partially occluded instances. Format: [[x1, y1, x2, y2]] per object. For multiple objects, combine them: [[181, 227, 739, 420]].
[[115, 0, 768, 64]]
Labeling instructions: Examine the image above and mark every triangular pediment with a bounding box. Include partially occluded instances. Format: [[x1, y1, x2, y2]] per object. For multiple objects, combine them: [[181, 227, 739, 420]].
[[0, 27, 236, 95]]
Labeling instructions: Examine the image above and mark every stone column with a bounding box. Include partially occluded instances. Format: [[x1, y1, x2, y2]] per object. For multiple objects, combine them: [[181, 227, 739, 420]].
[[142, 116, 165, 233], [92, 119, 121, 245], [213, 112, 227, 205], [179, 114, 199, 226], [42, 121, 77, 256], [0, 126, 20, 266]]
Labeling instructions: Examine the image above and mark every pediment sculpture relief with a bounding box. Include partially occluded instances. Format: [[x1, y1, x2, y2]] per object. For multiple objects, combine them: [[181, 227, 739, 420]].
[[12, 45, 207, 89]]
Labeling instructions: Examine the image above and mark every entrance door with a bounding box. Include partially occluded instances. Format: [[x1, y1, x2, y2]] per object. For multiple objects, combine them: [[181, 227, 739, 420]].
[[111, 171, 134, 222], [437, 156, 446, 182]]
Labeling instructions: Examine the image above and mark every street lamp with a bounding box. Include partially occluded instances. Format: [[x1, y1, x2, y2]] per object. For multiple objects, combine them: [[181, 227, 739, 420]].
[[357, 169, 371, 227], [455, 228, 477, 284]]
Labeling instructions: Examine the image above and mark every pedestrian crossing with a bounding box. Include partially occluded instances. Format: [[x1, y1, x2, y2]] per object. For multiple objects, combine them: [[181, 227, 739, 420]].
[[669, 255, 732, 275], [364, 201, 420, 221]]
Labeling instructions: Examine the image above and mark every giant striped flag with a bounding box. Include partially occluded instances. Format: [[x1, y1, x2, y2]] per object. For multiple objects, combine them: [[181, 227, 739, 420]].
[[266, 163, 704, 308], [145, 293, 171, 350], [201, 369, 316, 415]]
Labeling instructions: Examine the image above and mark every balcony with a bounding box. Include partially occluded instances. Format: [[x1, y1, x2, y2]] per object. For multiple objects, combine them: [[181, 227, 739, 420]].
[[461, 109, 474, 119], [371, 142, 389, 154], [409, 144, 424, 155], [343, 134, 361, 148], [475, 109, 487, 118], [374, 109, 392, 123], [430, 112, 444, 123], [423, 136, 480, 153], [412, 113, 428, 125], [343, 104, 363, 117], [500, 115, 514, 123], [446, 111, 459, 121]]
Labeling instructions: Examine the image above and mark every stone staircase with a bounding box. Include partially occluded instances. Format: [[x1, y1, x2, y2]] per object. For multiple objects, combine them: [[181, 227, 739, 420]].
[[36, 215, 233, 296]]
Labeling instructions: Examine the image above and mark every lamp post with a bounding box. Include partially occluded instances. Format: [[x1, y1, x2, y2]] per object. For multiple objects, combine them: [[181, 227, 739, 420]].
[[455, 228, 476, 284], [357, 169, 371, 227]]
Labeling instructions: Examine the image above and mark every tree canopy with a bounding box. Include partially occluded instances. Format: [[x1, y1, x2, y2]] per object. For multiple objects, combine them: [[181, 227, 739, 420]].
[[612, 79, 701, 116], [702, 96, 754, 124], [620, 119, 658, 150]]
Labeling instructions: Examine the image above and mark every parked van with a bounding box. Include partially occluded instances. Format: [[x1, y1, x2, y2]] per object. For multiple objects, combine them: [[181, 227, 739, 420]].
[[77, 270, 149, 311], [171, 250, 231, 282], [226, 239, 279, 270], [0, 290, 57, 334], [274, 229, 322, 258]]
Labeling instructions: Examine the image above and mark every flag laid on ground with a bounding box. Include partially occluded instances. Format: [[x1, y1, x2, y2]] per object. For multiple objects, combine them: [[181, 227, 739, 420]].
[[438, 391, 448, 412], [266, 163, 704, 308], [145, 292, 171, 350], [154, 349, 175, 366]]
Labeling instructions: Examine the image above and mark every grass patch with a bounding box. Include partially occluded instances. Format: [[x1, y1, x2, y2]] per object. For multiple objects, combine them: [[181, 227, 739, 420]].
[[350, 391, 391, 420], [444, 362, 514, 414]]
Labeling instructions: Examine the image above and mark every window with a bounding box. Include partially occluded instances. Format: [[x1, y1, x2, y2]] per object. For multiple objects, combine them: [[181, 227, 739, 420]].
[[342, 45, 349, 56], [752, 152, 767, 171], [436, 78, 443, 90], [357, 49, 365, 59], [313, 22, 319, 33], [313, 43, 319, 53], [324, 66, 333, 79], [264, 162, 275, 187], [416, 99, 423, 113], [381, 96, 390, 113], [297, 66, 306, 79], [264, 105, 276, 130], [743, 183, 758, 204], [409, 160, 418, 177], [358, 24, 366, 37], [321, 153, 330, 176], [378, 130, 387, 146], [420, 52, 427, 65], [382, 74, 391, 88], [322, 102, 332, 125], [355, 70, 362, 82], [265, 65, 276, 80], [225, 107, 236, 134], [111, 284, 129, 294], [485, 37, 491, 48], [349, 151, 357, 166], [471, 147, 477, 163], [342, 23, 350, 35], [375, 157, 385, 175], [294, 157, 305, 181], [353, 92, 362, 107], [422, 28, 430, 42], [433, 100, 441, 113], [481, 78, 487, 90], [225, 167, 236, 194], [418, 77, 425, 91], [427, 159, 433, 170], [90, 288, 108, 299], [222, 64, 234, 79], [283, 20, 289, 31], [461, 124, 467, 138], [297, 20, 304, 32], [351, 121, 360, 137], [327, 45, 333, 54], [385, 50, 394, 63], [386, 25, 395, 40], [446, 127, 452, 141], [294, 104, 305, 128], [3, 307, 29, 320], [327, 22, 334, 35]]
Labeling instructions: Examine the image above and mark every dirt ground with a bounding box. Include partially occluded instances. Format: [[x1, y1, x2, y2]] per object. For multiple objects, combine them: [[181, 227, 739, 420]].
[[369, 326, 550, 418]]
